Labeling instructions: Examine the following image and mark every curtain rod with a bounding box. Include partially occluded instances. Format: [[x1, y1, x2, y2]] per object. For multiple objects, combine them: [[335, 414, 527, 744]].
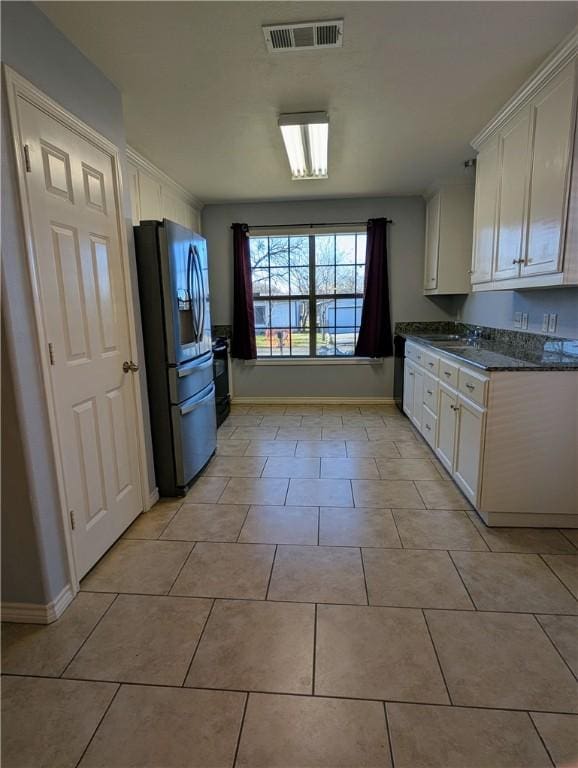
[[245, 219, 393, 229]]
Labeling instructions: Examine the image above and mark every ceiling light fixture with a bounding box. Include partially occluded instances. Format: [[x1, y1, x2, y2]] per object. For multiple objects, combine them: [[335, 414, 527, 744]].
[[278, 112, 329, 180]]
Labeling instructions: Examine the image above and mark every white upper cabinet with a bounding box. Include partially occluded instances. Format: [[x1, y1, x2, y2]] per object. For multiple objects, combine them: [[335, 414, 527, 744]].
[[423, 184, 474, 294], [471, 138, 499, 285], [126, 147, 202, 233], [524, 65, 576, 277], [494, 107, 531, 281], [470, 35, 577, 291]]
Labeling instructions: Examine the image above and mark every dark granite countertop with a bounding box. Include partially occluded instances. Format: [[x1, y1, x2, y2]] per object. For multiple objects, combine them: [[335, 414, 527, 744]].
[[396, 322, 578, 372]]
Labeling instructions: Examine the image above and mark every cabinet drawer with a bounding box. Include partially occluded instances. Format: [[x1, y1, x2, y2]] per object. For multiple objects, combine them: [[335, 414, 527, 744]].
[[438, 357, 459, 388], [422, 351, 439, 376], [458, 368, 488, 407], [423, 373, 439, 413], [406, 343, 426, 366], [422, 405, 437, 448]]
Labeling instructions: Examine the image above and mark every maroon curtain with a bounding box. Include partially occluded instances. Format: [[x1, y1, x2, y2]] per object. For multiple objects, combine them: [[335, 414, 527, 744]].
[[354, 218, 393, 358], [231, 223, 257, 359]]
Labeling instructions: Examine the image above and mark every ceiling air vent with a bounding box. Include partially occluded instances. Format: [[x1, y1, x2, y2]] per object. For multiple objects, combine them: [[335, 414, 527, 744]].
[[263, 20, 343, 53]]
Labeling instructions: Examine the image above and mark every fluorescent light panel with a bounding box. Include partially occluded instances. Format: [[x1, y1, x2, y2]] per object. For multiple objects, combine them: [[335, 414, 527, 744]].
[[279, 112, 328, 180]]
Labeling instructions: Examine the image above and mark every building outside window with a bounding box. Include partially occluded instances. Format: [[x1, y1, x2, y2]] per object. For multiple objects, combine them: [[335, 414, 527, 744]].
[[250, 231, 366, 357]]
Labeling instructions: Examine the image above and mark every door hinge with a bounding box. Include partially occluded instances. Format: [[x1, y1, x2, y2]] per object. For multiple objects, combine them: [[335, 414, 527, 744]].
[[23, 144, 31, 173], [48, 342, 55, 365], [69, 510, 76, 530]]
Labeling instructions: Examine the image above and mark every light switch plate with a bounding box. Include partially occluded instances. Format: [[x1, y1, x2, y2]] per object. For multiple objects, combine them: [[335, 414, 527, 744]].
[[521, 313, 529, 330], [513, 312, 522, 329], [542, 314, 550, 333], [548, 313, 557, 333]]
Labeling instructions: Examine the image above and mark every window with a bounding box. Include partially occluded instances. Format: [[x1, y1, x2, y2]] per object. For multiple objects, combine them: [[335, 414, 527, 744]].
[[250, 232, 366, 357]]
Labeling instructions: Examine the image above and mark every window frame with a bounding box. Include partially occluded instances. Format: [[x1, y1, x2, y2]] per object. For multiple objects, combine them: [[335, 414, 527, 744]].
[[249, 231, 366, 359]]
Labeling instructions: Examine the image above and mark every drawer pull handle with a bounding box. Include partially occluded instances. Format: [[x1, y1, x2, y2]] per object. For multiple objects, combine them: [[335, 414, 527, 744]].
[[425, 424, 431, 431], [427, 389, 433, 395], [443, 371, 451, 377], [409, 372, 414, 377], [428, 362, 434, 367], [465, 383, 475, 391], [450, 404, 459, 411]]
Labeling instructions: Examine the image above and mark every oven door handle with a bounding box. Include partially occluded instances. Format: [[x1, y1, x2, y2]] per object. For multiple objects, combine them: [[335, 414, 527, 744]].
[[179, 383, 215, 416]]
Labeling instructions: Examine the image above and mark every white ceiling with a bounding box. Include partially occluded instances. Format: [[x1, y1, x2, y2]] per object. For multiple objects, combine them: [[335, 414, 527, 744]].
[[38, 1, 577, 203]]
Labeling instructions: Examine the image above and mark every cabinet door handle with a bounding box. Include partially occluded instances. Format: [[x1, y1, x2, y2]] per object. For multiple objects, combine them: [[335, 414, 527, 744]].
[[409, 372, 414, 377], [443, 371, 451, 378], [427, 389, 433, 395], [425, 423, 431, 431], [465, 383, 475, 391], [450, 404, 459, 411]]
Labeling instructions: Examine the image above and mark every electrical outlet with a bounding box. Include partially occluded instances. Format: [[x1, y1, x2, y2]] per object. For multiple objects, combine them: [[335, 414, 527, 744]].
[[521, 313, 529, 330], [548, 313, 557, 334], [513, 312, 522, 329], [542, 314, 550, 333]]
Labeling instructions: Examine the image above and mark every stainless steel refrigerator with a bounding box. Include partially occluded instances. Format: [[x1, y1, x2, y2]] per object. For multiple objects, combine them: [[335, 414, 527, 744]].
[[134, 219, 216, 497]]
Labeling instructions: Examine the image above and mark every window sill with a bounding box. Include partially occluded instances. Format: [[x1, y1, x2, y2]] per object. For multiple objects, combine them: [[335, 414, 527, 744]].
[[244, 357, 384, 367]]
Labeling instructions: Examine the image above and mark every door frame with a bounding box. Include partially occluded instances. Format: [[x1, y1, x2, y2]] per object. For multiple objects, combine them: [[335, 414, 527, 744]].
[[4, 65, 151, 592]]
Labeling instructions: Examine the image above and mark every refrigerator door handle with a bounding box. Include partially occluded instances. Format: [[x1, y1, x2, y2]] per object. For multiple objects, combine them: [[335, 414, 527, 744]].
[[188, 244, 199, 340], [192, 245, 205, 342], [177, 353, 214, 377], [179, 383, 215, 415]]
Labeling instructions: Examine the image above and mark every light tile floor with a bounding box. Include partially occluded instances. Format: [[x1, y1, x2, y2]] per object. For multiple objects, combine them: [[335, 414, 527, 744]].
[[2, 403, 578, 768]]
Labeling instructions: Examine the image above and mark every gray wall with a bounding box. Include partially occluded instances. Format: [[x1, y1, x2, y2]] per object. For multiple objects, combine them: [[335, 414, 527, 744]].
[[1, 2, 153, 605], [457, 289, 578, 338], [202, 197, 457, 398]]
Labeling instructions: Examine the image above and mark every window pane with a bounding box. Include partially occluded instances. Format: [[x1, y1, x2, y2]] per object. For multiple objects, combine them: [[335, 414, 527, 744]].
[[316, 264, 335, 294], [254, 301, 269, 327], [316, 299, 335, 329], [315, 235, 335, 266], [356, 233, 367, 263], [355, 264, 365, 294], [336, 265, 355, 293], [290, 327, 310, 356], [270, 328, 291, 356], [269, 237, 289, 267], [335, 298, 357, 327], [269, 268, 290, 295], [290, 267, 309, 295], [250, 238, 269, 269], [317, 328, 336, 356], [252, 268, 269, 296], [290, 236, 309, 266], [336, 234, 356, 264], [269, 300, 290, 327], [291, 299, 310, 331], [335, 328, 356, 356], [256, 328, 271, 356]]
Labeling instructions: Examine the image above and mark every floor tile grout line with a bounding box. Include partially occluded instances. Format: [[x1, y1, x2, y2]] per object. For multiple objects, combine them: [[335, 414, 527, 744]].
[[558, 529, 578, 552], [532, 613, 578, 682], [235, 505, 252, 544], [166, 541, 198, 595], [388, 508, 404, 549], [527, 711, 556, 767], [180, 598, 216, 687], [421, 609, 453, 706], [59, 593, 121, 679], [231, 692, 249, 768], [73, 681, 122, 768], [538, 553, 578, 603], [359, 547, 370, 606], [446, 550, 478, 611], [316, 507, 321, 546], [71, 590, 578, 617], [382, 701, 396, 768], [312, 603, 318, 695], [264, 545, 278, 600]]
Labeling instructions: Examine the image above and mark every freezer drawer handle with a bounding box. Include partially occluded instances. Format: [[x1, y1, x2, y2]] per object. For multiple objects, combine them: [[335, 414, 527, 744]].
[[177, 355, 214, 377], [179, 385, 215, 416]]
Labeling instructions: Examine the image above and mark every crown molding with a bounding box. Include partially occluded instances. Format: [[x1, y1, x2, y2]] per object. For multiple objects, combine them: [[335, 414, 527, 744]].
[[126, 145, 204, 211], [471, 27, 578, 150]]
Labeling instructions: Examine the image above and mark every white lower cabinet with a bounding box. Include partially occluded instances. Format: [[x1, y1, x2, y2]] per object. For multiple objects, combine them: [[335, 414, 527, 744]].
[[404, 340, 578, 527], [453, 395, 486, 504], [436, 383, 458, 474]]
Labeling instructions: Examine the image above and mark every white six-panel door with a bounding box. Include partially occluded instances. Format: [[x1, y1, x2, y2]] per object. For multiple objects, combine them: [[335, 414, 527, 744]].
[[16, 96, 143, 578]]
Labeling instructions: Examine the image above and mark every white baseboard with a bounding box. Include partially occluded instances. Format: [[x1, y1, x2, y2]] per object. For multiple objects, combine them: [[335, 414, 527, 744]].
[[231, 396, 396, 405], [147, 486, 160, 510], [2, 583, 75, 624]]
